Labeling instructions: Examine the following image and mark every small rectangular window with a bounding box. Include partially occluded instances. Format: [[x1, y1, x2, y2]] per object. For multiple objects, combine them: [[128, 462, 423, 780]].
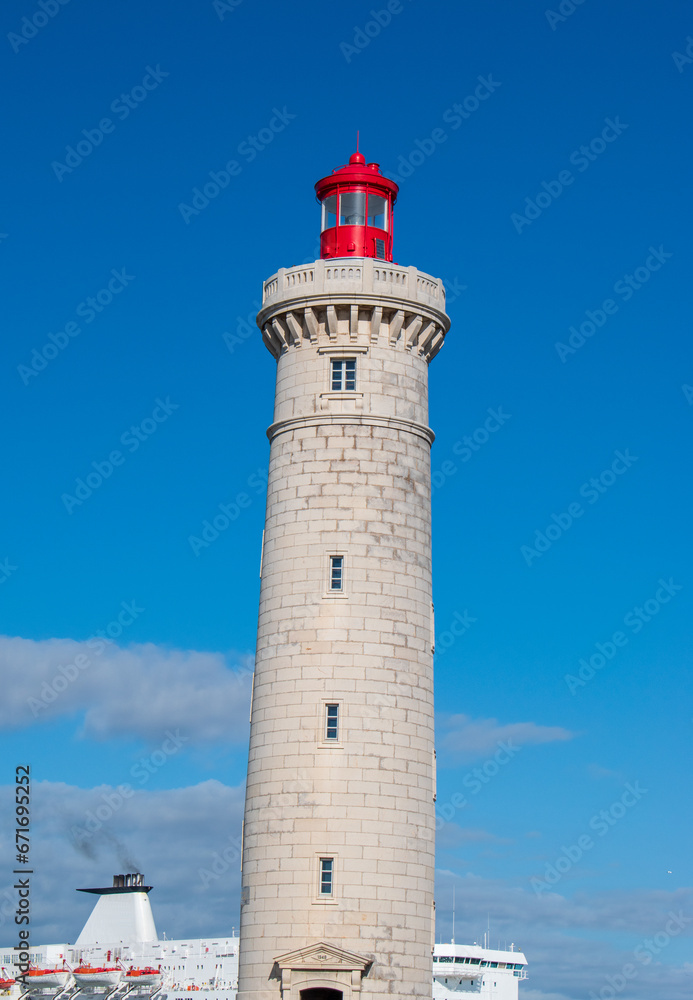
[[319, 858, 333, 896], [325, 704, 339, 740], [329, 555, 343, 590], [330, 358, 356, 391]]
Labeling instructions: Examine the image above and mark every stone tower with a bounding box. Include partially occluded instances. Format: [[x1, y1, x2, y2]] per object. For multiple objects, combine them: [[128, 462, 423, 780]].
[[237, 151, 450, 1000]]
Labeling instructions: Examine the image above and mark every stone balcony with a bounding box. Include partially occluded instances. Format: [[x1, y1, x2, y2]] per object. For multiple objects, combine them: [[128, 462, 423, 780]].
[[257, 258, 451, 362]]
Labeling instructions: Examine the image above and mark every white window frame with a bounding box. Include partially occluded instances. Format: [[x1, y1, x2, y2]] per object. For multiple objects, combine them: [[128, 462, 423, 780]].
[[314, 855, 338, 903], [323, 551, 348, 599], [329, 554, 344, 591], [317, 699, 344, 750], [330, 357, 357, 391], [324, 703, 339, 741]]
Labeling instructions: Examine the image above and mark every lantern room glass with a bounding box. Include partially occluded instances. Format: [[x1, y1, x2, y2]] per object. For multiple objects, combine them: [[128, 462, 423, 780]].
[[339, 190, 366, 226], [321, 189, 390, 233], [367, 194, 387, 230], [321, 195, 337, 232]]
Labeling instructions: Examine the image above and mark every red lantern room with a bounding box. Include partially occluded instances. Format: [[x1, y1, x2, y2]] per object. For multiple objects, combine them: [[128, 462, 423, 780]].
[[315, 151, 399, 262]]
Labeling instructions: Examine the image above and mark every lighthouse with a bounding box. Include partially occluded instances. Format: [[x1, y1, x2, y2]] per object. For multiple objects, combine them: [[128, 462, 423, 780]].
[[237, 151, 451, 1000]]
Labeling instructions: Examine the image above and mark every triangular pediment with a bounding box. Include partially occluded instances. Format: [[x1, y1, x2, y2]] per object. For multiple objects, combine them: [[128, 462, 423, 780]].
[[275, 941, 371, 971]]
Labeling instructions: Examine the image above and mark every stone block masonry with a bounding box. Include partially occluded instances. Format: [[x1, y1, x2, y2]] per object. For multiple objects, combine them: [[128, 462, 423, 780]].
[[237, 257, 450, 1000]]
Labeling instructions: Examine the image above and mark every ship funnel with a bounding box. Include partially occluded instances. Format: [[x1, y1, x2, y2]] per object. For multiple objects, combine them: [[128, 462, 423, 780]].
[[76, 873, 157, 947], [113, 873, 145, 888]]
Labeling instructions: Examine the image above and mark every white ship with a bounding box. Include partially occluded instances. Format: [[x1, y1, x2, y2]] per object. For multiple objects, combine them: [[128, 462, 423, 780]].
[[1, 874, 527, 1000], [2, 874, 238, 1000], [433, 942, 528, 999]]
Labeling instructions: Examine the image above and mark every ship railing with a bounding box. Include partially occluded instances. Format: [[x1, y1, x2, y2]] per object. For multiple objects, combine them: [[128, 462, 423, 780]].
[[18, 986, 80, 1000], [109, 983, 162, 1000], [70, 983, 131, 1000]]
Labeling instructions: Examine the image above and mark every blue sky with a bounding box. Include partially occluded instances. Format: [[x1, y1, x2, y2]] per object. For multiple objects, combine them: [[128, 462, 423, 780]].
[[1, 1, 692, 997]]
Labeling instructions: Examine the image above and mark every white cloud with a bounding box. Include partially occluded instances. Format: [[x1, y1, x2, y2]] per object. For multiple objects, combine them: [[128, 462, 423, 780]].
[[0, 635, 253, 743], [0, 780, 691, 1000], [520, 991, 572, 1000], [435, 870, 693, 1000], [436, 824, 510, 849], [0, 779, 245, 944], [438, 713, 575, 761], [587, 763, 623, 781]]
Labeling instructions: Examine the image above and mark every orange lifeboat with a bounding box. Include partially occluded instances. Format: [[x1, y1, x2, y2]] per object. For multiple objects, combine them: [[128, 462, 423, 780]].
[[18, 969, 71, 988], [124, 967, 162, 986], [73, 966, 123, 987]]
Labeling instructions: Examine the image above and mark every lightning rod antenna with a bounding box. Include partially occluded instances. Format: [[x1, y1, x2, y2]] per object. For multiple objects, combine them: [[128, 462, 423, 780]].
[[451, 884, 455, 945]]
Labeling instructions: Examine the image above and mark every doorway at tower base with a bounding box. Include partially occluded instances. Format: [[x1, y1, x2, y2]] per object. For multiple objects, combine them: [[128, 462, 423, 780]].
[[301, 990, 343, 1000], [274, 942, 371, 1000]]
